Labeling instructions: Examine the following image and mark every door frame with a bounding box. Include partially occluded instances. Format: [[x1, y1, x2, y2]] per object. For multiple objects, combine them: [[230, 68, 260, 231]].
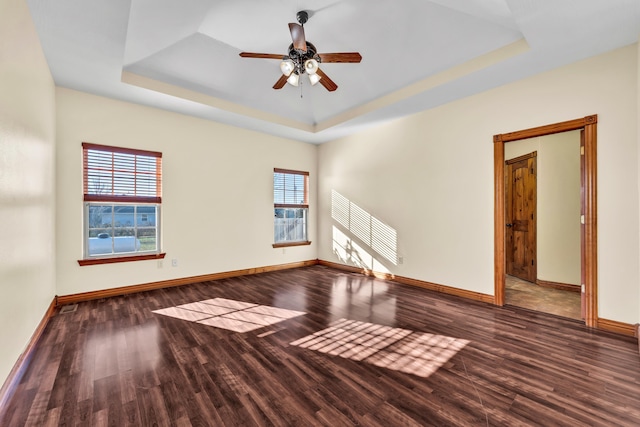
[[494, 115, 597, 327]]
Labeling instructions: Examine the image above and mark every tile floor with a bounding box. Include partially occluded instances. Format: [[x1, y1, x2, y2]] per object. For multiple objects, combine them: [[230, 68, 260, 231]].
[[153, 297, 306, 332], [505, 275, 581, 320]]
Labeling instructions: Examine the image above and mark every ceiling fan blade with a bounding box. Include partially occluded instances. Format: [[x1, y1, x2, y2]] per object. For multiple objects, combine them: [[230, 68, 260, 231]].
[[239, 52, 284, 60], [288, 23, 307, 52], [316, 68, 337, 92], [273, 74, 288, 89], [318, 52, 362, 63]]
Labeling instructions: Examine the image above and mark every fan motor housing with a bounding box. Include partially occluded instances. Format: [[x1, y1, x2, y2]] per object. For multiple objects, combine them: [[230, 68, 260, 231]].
[[287, 42, 319, 74]]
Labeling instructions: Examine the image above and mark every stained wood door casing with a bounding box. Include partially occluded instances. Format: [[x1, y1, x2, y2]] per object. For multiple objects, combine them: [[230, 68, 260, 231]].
[[580, 130, 586, 319], [494, 114, 598, 328], [505, 153, 537, 283]]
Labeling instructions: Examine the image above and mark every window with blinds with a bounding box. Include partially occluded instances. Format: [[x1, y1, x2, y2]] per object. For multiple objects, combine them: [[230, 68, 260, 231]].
[[81, 143, 163, 262], [82, 142, 162, 203], [273, 168, 310, 246]]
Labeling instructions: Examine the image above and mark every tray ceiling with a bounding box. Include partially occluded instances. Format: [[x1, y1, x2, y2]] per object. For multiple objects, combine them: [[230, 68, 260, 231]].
[[27, 0, 640, 143]]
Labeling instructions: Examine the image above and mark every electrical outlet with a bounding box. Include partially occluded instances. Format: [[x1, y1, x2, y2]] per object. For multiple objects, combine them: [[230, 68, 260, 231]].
[[171, 259, 178, 267], [398, 256, 404, 265], [157, 260, 163, 269]]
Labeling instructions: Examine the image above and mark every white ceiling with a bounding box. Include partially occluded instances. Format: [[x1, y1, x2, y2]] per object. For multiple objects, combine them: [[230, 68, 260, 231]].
[[27, 0, 640, 143]]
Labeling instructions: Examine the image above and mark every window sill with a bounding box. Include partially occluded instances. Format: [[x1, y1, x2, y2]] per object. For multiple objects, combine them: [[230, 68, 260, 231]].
[[78, 253, 166, 266], [272, 241, 311, 249]]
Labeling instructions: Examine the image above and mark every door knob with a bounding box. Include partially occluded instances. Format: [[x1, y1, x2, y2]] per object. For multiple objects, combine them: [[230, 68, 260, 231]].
[[506, 223, 513, 228]]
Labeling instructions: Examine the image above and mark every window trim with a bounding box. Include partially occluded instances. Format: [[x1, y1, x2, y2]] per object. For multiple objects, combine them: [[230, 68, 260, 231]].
[[273, 168, 311, 247], [272, 241, 311, 249], [78, 253, 165, 266]]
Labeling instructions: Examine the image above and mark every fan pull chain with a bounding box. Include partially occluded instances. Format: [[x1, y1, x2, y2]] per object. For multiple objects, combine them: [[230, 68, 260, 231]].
[[300, 78, 303, 98]]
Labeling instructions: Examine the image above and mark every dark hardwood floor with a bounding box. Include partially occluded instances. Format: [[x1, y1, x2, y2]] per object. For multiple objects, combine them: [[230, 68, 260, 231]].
[[1, 265, 639, 426]]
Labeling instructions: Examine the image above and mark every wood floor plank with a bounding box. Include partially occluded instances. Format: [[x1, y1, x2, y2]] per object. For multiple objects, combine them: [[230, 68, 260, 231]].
[[122, 399, 141, 426], [41, 407, 61, 427], [1, 265, 639, 426], [23, 390, 49, 427], [74, 398, 92, 425]]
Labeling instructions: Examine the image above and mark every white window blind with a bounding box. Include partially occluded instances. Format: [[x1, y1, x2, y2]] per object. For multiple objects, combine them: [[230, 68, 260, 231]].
[[82, 142, 162, 203], [273, 168, 308, 207]]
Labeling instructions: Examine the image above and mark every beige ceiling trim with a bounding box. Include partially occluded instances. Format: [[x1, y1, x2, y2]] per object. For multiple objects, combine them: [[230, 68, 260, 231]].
[[122, 39, 528, 135], [314, 38, 530, 132], [121, 71, 314, 132]]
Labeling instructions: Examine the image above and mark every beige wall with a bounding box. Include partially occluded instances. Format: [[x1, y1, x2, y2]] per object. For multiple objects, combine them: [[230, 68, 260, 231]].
[[55, 88, 317, 296], [505, 131, 581, 286], [0, 0, 56, 386], [318, 44, 639, 324]]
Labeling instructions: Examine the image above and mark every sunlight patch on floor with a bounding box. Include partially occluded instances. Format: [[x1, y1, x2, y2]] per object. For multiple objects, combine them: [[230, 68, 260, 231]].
[[290, 318, 469, 378], [153, 297, 306, 332]]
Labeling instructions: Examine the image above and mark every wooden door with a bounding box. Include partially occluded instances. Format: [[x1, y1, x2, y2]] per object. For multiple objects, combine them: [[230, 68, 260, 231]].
[[505, 152, 537, 283]]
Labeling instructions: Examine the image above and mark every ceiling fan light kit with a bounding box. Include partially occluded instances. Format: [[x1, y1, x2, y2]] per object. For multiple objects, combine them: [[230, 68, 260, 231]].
[[304, 58, 319, 75], [287, 73, 300, 87], [239, 10, 362, 92], [308, 73, 321, 86], [280, 59, 295, 76]]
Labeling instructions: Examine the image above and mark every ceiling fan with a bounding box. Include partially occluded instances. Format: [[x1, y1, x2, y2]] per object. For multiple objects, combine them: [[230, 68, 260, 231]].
[[239, 10, 362, 92]]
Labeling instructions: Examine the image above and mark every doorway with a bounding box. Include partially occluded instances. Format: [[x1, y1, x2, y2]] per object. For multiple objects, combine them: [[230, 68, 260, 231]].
[[494, 115, 598, 327]]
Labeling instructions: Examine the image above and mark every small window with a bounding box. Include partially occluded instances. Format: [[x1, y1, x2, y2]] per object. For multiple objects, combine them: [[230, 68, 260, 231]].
[[81, 143, 163, 263], [273, 168, 310, 247]]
